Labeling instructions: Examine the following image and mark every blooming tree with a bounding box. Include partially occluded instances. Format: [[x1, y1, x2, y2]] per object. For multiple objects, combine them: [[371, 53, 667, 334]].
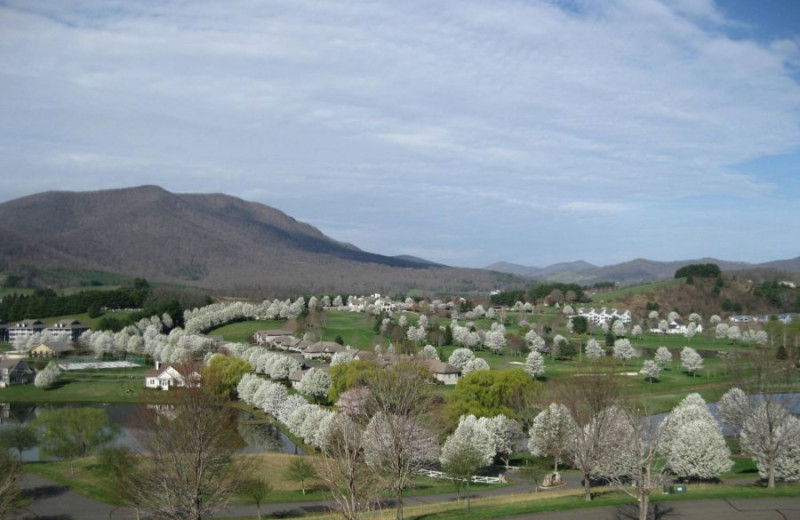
[[719, 388, 800, 487], [528, 403, 575, 473], [481, 415, 523, 468], [654, 346, 672, 367], [612, 339, 637, 364], [680, 347, 703, 376], [524, 330, 546, 353], [462, 357, 490, 376], [585, 338, 605, 360], [448, 348, 475, 371], [297, 368, 332, 403], [441, 415, 496, 468], [420, 344, 439, 360], [639, 360, 662, 382], [525, 351, 545, 379], [659, 394, 731, 480]]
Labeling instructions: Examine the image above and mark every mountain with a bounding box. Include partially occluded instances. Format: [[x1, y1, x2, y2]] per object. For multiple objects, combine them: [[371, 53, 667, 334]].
[[484, 261, 543, 278], [0, 186, 517, 297], [487, 257, 799, 285]]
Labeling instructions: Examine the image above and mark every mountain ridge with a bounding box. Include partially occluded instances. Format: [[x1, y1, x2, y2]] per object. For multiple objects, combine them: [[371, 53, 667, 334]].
[[485, 256, 800, 284], [0, 186, 515, 297]]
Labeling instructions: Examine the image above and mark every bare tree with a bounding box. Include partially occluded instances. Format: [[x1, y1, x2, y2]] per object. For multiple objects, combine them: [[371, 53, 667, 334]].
[[130, 378, 243, 520], [316, 414, 382, 520], [608, 406, 671, 520], [362, 360, 437, 520], [559, 368, 622, 501]]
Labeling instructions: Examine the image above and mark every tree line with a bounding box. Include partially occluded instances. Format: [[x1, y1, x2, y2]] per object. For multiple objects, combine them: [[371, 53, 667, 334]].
[[0, 279, 151, 322], [490, 283, 588, 307]]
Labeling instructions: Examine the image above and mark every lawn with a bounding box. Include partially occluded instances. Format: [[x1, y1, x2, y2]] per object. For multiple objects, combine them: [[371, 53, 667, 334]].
[[27, 453, 496, 507], [205, 309, 761, 413], [0, 367, 150, 403], [212, 319, 289, 343], [590, 279, 682, 304]]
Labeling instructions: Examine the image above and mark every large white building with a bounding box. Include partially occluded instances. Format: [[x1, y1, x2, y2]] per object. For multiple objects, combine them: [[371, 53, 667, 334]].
[[575, 307, 632, 326]]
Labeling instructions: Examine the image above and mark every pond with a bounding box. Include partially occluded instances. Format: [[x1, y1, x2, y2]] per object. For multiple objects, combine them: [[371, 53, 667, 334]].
[[0, 402, 302, 461]]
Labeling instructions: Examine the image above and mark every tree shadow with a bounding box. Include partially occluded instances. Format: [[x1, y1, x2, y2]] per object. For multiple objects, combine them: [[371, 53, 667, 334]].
[[22, 484, 69, 500], [615, 503, 674, 520]]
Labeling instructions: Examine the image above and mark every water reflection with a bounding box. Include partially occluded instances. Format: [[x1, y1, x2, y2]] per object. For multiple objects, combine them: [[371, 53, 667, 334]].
[[0, 402, 301, 461]]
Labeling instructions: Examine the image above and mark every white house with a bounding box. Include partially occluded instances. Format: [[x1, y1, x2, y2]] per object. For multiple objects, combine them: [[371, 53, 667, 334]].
[[145, 362, 202, 391], [422, 359, 461, 385]]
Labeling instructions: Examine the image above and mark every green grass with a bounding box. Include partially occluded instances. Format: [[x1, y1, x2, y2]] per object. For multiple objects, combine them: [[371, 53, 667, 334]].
[[590, 279, 682, 303], [0, 368, 149, 403], [211, 320, 289, 343], [206, 310, 761, 413], [395, 482, 800, 520], [319, 311, 382, 348], [28, 453, 489, 507]]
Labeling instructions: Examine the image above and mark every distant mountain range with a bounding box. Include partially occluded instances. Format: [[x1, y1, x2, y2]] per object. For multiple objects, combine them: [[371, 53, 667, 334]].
[[485, 256, 800, 285], [0, 186, 515, 297], [1, 186, 796, 297]]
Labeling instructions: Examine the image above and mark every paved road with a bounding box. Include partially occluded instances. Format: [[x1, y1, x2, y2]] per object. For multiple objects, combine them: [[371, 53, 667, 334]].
[[9, 471, 800, 520]]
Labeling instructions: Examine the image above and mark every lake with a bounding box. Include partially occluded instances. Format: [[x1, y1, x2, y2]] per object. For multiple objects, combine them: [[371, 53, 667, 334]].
[[0, 401, 302, 461]]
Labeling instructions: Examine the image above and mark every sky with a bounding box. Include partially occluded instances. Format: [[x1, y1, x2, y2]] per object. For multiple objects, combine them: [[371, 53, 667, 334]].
[[1, 0, 800, 269]]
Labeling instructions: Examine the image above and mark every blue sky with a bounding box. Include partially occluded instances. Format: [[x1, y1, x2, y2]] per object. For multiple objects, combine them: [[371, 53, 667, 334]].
[[1, 0, 799, 269]]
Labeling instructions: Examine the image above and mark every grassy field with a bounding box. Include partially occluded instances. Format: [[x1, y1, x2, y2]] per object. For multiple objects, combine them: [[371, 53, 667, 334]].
[[0, 366, 149, 403], [205, 309, 771, 414], [27, 453, 496, 507], [590, 279, 682, 303], [212, 319, 289, 343]]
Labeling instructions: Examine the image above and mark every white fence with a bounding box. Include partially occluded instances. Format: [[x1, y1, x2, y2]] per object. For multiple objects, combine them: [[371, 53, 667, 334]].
[[416, 469, 502, 484]]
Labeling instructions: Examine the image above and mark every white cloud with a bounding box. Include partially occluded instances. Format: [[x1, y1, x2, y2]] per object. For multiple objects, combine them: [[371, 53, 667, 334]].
[[1, 0, 799, 267]]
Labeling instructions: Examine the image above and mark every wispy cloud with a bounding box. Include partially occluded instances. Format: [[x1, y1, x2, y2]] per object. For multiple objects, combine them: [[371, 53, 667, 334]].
[[1, 0, 799, 267]]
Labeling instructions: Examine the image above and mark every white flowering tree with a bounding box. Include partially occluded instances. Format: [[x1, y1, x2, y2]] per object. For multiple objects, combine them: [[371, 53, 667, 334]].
[[481, 415, 523, 468], [525, 351, 545, 379], [742, 405, 800, 484], [420, 344, 439, 360], [717, 387, 750, 431], [34, 361, 61, 389], [528, 403, 575, 473], [612, 339, 637, 364], [715, 323, 729, 340], [680, 347, 703, 377], [448, 348, 475, 372], [330, 351, 355, 367], [297, 368, 332, 403], [658, 319, 669, 334], [727, 325, 741, 342], [462, 357, 490, 376], [654, 346, 672, 367], [719, 388, 800, 487], [741, 330, 768, 346], [524, 329, 546, 353], [406, 325, 426, 346], [484, 327, 506, 354], [267, 355, 301, 381], [639, 360, 661, 382], [612, 320, 627, 337], [441, 415, 496, 467], [659, 394, 731, 480], [440, 415, 495, 512], [585, 338, 605, 361], [684, 322, 697, 341]]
